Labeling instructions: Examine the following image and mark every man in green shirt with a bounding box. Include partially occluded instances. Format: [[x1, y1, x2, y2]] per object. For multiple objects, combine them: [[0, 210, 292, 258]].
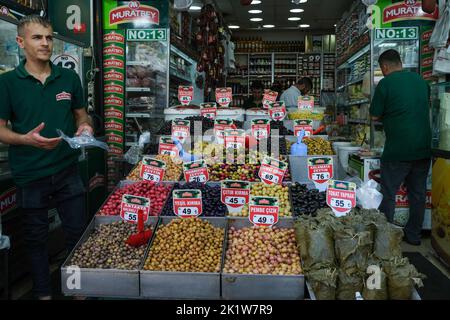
[[370, 49, 431, 245], [0, 15, 93, 299]]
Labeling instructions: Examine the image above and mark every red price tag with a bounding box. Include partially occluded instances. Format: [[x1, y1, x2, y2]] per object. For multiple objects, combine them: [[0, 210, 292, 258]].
[[139, 157, 166, 182], [216, 87, 233, 107], [173, 189, 203, 218], [158, 136, 180, 157], [200, 102, 217, 120], [269, 102, 287, 121], [326, 180, 356, 217], [224, 129, 245, 149], [262, 90, 278, 109], [258, 156, 288, 185], [308, 157, 333, 191], [183, 160, 209, 183], [298, 95, 314, 111], [120, 194, 150, 223], [294, 119, 313, 137], [251, 119, 271, 140], [172, 120, 190, 144], [249, 196, 279, 227], [178, 86, 194, 106], [214, 119, 234, 144], [221, 181, 250, 210]]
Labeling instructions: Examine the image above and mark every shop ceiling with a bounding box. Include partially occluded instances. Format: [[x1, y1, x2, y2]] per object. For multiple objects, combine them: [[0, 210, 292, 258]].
[[211, 0, 354, 31]]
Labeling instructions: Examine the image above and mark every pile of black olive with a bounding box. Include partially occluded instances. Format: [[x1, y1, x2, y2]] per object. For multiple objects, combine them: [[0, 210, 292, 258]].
[[290, 183, 327, 217], [158, 116, 243, 135], [270, 121, 294, 136], [161, 182, 227, 217]]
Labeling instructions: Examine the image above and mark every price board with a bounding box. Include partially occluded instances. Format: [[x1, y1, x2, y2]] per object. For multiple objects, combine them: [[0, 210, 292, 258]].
[[120, 194, 150, 223], [173, 189, 203, 218], [249, 196, 279, 227], [140, 157, 166, 182], [258, 156, 288, 185], [326, 180, 356, 217]]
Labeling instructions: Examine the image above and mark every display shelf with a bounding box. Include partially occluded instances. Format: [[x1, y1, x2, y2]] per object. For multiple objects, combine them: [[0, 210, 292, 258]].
[[127, 61, 152, 66], [126, 113, 152, 118], [169, 72, 191, 84], [348, 119, 382, 126], [337, 44, 370, 70], [126, 87, 152, 92], [337, 77, 365, 91], [342, 98, 370, 107]]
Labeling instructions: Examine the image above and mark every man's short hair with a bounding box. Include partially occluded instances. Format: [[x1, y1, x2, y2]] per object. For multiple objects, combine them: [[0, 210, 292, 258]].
[[298, 77, 313, 90], [18, 15, 52, 37], [378, 49, 402, 67]]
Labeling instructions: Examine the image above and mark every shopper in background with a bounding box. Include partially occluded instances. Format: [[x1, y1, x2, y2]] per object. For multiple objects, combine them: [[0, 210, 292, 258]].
[[370, 49, 431, 246], [243, 81, 264, 109], [270, 81, 283, 101], [0, 15, 93, 299], [279, 77, 313, 108]]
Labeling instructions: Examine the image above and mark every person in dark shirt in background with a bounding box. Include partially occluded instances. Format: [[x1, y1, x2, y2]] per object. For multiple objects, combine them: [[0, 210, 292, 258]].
[[243, 81, 264, 109]]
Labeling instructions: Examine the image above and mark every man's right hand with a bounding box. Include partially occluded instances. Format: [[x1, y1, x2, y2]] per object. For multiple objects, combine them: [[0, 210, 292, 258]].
[[22, 122, 62, 150]]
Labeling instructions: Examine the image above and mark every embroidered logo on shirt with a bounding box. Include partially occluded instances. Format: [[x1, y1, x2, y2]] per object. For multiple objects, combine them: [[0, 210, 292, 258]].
[[56, 92, 72, 102]]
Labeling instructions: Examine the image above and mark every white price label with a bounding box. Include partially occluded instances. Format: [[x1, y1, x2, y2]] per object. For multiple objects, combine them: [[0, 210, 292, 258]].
[[161, 150, 176, 156], [189, 175, 207, 183], [142, 172, 161, 182], [218, 97, 230, 104], [124, 212, 138, 222], [331, 198, 353, 209], [252, 214, 275, 225], [227, 142, 243, 149], [263, 173, 279, 184], [225, 196, 246, 205], [173, 131, 188, 138], [254, 129, 268, 139], [177, 207, 199, 216], [312, 172, 331, 181]]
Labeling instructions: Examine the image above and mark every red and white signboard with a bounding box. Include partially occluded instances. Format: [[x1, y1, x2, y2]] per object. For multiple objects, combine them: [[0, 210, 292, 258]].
[[214, 119, 234, 144], [221, 181, 250, 212], [178, 86, 194, 106], [216, 87, 233, 107], [308, 157, 334, 191], [158, 136, 180, 157], [262, 90, 278, 109], [173, 189, 203, 218], [251, 119, 271, 140], [258, 156, 288, 185], [294, 119, 313, 137], [139, 157, 166, 182], [224, 129, 246, 149], [298, 95, 315, 111], [326, 180, 356, 217], [183, 160, 209, 183], [200, 102, 217, 120], [249, 196, 279, 227], [120, 194, 150, 223], [269, 102, 287, 121], [172, 120, 190, 144]]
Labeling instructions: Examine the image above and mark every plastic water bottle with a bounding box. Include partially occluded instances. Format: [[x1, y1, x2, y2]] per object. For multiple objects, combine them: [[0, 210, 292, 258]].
[[290, 130, 308, 156], [173, 138, 199, 162]]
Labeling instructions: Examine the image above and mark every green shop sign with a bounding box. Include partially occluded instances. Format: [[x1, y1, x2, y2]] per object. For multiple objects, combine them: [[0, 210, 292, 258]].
[[126, 28, 167, 41], [103, 0, 169, 30], [375, 27, 418, 40]]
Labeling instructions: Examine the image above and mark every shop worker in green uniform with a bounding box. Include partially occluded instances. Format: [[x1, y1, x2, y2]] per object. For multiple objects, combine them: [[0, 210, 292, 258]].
[[0, 15, 93, 299], [370, 49, 431, 246]]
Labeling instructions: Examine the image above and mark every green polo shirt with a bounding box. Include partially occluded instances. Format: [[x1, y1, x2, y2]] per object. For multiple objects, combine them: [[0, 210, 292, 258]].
[[370, 70, 431, 162], [0, 60, 84, 186]]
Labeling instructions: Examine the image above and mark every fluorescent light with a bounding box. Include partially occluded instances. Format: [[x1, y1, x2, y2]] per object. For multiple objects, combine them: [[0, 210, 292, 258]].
[[299, 24, 310, 28], [189, 5, 202, 11], [288, 17, 301, 21], [263, 24, 275, 28], [229, 25, 240, 29], [250, 18, 263, 22], [251, 0, 262, 4], [249, 9, 262, 14], [292, 0, 307, 3], [290, 8, 304, 13]]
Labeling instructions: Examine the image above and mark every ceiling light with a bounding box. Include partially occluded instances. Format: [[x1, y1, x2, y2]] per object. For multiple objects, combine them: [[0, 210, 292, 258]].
[[250, 17, 263, 22], [263, 24, 275, 28], [189, 5, 202, 11], [249, 10, 262, 14], [334, 24, 337, 27], [229, 25, 240, 29], [292, 0, 307, 3], [251, 0, 262, 4], [290, 8, 304, 13], [299, 24, 310, 28], [288, 17, 301, 21]]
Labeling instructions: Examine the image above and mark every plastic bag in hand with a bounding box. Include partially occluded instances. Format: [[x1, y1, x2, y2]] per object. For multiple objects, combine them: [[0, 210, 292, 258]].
[[356, 179, 383, 210], [57, 129, 109, 151]]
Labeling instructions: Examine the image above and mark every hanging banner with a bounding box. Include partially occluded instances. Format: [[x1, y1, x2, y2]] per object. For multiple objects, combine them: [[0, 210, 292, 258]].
[[373, 0, 438, 28]]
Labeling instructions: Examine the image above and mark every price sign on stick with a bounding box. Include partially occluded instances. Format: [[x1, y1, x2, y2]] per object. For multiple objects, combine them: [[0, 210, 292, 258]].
[[183, 160, 209, 183], [158, 136, 180, 157], [172, 120, 190, 144], [326, 180, 356, 217], [249, 196, 279, 227], [258, 156, 288, 185], [200, 102, 217, 120], [262, 90, 278, 109], [140, 157, 166, 182], [308, 157, 334, 191], [173, 189, 203, 218], [120, 195, 150, 223]]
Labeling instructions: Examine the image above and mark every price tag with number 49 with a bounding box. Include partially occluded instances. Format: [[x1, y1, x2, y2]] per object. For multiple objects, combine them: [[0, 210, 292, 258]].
[[249, 196, 279, 227]]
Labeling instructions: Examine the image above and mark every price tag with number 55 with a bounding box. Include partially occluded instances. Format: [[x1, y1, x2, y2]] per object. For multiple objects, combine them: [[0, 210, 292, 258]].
[[326, 180, 356, 217]]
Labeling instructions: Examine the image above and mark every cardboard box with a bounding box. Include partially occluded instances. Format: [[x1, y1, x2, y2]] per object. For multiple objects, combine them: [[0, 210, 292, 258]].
[[347, 154, 380, 182]]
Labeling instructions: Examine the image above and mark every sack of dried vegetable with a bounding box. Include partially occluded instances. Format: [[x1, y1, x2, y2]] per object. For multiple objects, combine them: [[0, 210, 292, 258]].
[[383, 257, 425, 300], [336, 269, 365, 300], [373, 223, 404, 261], [307, 268, 338, 300]]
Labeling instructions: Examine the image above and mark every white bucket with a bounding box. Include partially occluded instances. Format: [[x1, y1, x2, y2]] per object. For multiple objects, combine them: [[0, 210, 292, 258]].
[[332, 141, 352, 155], [338, 146, 360, 171]]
